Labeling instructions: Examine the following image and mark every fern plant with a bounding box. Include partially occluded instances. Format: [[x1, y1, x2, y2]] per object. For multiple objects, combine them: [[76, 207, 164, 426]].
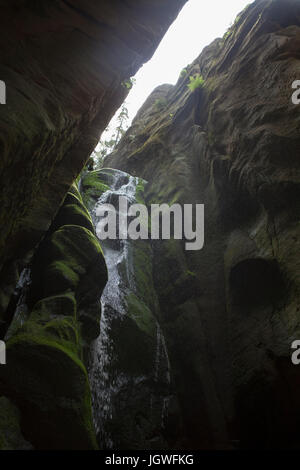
[[187, 74, 205, 92]]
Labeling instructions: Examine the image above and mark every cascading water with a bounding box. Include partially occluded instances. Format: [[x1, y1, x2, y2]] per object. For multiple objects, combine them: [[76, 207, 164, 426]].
[[87, 169, 172, 449]]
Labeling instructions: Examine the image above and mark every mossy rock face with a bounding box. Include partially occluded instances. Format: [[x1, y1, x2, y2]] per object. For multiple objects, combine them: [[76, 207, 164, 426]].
[[0, 183, 108, 448], [29, 225, 107, 334], [89, 168, 128, 188], [23, 312, 81, 354], [0, 331, 97, 449], [111, 293, 157, 376], [67, 183, 83, 204], [78, 300, 101, 343], [48, 225, 104, 273], [102, 295, 171, 450], [64, 191, 83, 207], [81, 168, 133, 211], [132, 240, 158, 313], [28, 224, 107, 345], [52, 203, 95, 234], [127, 293, 156, 338], [135, 177, 147, 205], [43, 260, 79, 296], [98, 0, 300, 449], [82, 167, 181, 449], [31, 292, 77, 320], [81, 170, 110, 210], [0, 397, 32, 450]]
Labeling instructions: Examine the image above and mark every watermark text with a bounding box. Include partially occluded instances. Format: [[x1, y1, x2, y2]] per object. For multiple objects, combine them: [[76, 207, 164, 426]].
[[96, 197, 204, 251], [0, 340, 6, 365], [292, 80, 300, 105], [0, 80, 6, 104]]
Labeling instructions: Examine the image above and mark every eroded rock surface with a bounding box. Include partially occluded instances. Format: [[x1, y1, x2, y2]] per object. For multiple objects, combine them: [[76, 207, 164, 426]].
[[81, 169, 178, 450], [106, 0, 300, 449], [0, 182, 108, 449], [0, 0, 187, 328]]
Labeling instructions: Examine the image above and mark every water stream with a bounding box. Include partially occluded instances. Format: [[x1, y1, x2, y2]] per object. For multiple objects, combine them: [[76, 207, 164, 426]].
[[87, 169, 171, 449]]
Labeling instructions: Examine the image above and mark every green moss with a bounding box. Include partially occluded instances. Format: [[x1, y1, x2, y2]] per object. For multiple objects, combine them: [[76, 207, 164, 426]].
[[43, 317, 80, 348], [50, 225, 105, 268], [223, 29, 233, 40], [29, 224, 107, 347], [187, 74, 205, 92], [95, 168, 125, 186], [0, 174, 111, 448], [110, 294, 157, 376], [44, 260, 79, 295], [31, 292, 77, 319], [126, 293, 156, 338], [82, 173, 110, 193], [53, 203, 94, 233], [81, 171, 110, 209], [0, 329, 98, 449], [64, 191, 83, 207], [135, 178, 147, 204], [154, 98, 168, 111], [18, 314, 81, 357], [180, 68, 187, 77], [67, 183, 83, 204], [132, 241, 158, 312]]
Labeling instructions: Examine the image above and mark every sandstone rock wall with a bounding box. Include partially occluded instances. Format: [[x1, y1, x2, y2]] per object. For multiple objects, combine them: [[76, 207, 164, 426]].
[[106, 0, 300, 448], [0, 0, 187, 330], [0, 182, 107, 449], [81, 169, 179, 450], [1, 0, 299, 450]]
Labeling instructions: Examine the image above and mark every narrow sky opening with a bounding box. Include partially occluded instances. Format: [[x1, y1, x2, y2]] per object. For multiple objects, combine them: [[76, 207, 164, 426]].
[[98, 0, 253, 146]]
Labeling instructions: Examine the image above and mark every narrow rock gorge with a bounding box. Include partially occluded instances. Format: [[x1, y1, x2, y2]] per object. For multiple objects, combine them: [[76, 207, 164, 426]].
[[0, 0, 300, 451]]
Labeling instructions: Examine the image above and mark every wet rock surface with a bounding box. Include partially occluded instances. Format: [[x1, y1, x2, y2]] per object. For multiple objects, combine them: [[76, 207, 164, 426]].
[[82, 169, 178, 450], [106, 0, 300, 449], [0, 183, 107, 449], [0, 0, 187, 328], [0, 0, 299, 450]]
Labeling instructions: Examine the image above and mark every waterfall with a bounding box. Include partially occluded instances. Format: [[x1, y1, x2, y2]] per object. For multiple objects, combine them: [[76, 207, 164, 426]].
[[87, 169, 171, 449], [89, 170, 136, 448], [153, 323, 171, 429]]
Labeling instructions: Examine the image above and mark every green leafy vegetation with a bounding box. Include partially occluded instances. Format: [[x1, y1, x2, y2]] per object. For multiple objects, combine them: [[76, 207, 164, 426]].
[[223, 29, 232, 40], [92, 104, 130, 169], [122, 77, 136, 90], [91, 76, 137, 169], [187, 74, 205, 92], [180, 68, 187, 77]]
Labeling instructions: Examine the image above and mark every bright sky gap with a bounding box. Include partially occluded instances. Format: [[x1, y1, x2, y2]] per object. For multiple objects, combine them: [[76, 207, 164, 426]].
[[98, 0, 252, 145]]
